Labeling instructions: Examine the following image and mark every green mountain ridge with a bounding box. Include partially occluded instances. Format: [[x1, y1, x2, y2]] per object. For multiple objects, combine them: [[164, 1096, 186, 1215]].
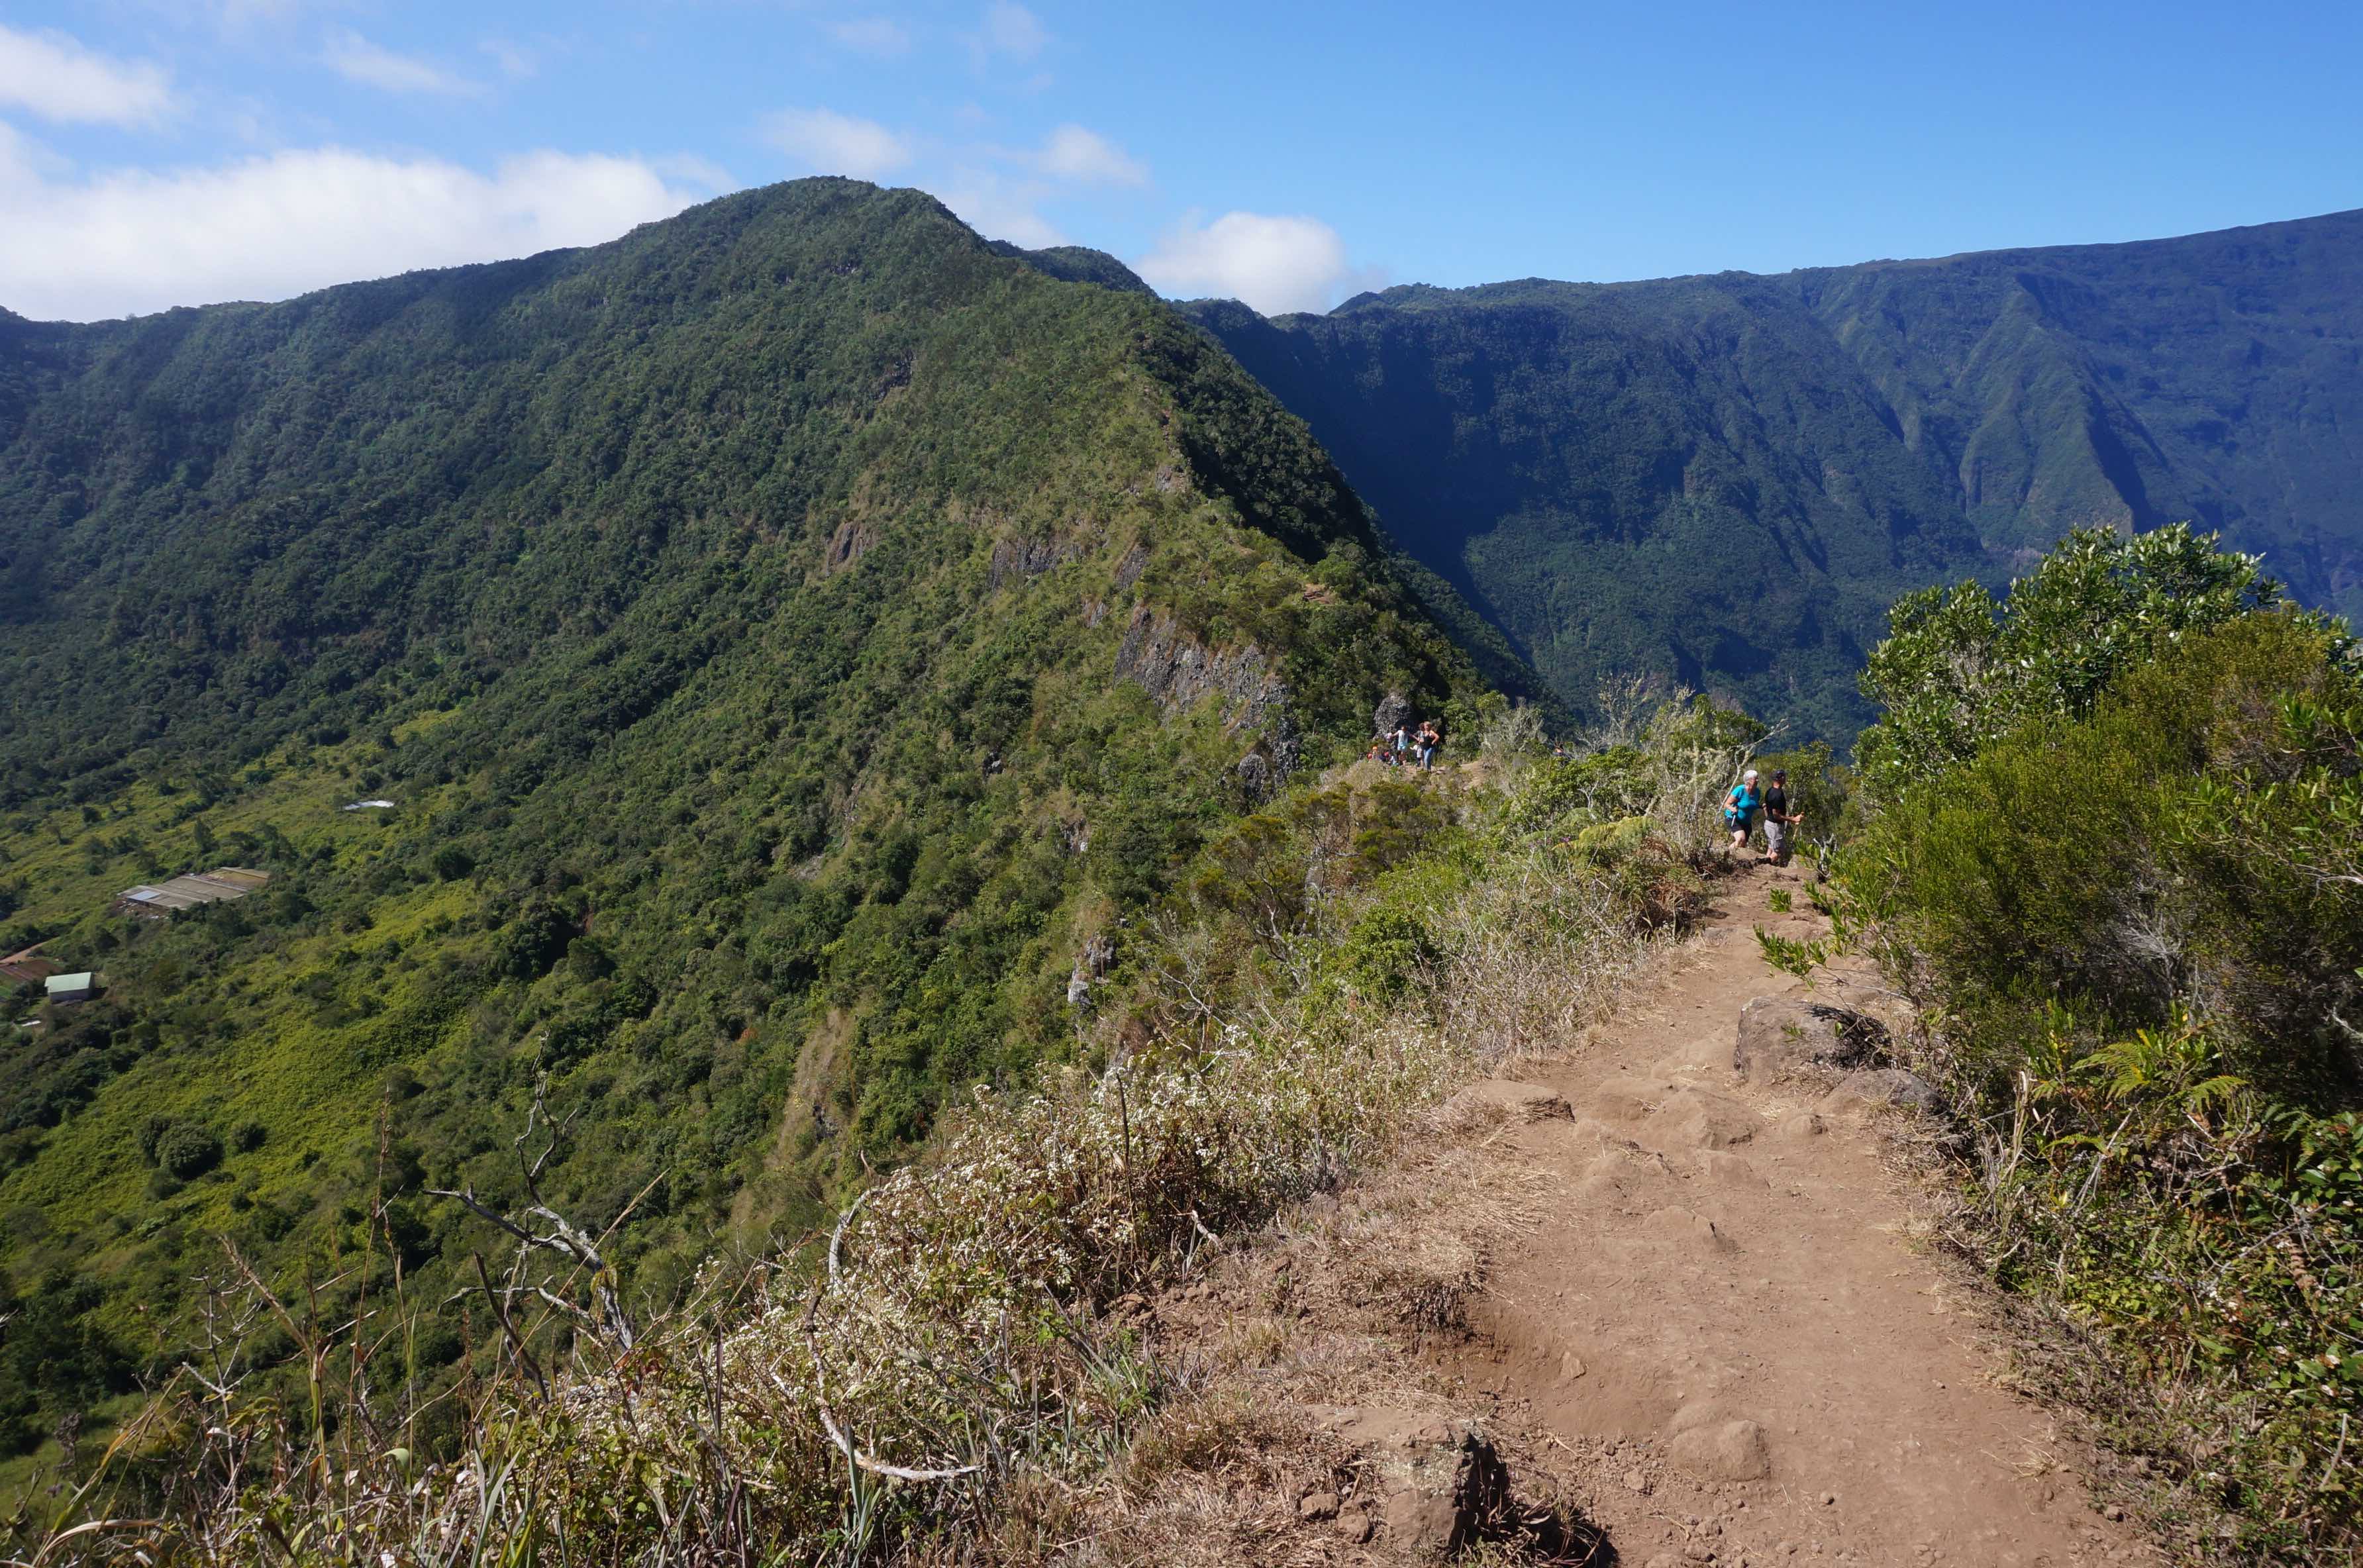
[[1182, 207, 2363, 738], [0, 179, 1501, 1463]]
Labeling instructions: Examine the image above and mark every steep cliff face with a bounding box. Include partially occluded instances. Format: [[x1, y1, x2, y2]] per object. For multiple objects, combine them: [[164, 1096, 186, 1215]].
[[1795, 209, 2363, 605], [1186, 208, 2363, 739]]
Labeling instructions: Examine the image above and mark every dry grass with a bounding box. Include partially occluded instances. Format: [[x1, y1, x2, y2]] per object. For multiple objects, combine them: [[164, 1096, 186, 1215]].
[[960, 1091, 1586, 1567]]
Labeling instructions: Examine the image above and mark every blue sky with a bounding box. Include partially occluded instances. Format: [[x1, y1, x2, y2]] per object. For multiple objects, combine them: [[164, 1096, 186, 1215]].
[[2, 0, 2358, 320]]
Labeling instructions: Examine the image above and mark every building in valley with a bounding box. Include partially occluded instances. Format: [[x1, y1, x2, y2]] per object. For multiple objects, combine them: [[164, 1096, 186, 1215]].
[[115, 866, 272, 919], [44, 972, 95, 1004]]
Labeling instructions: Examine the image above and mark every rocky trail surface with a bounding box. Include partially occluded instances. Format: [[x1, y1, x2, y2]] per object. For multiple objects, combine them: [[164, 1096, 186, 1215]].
[[1446, 867, 2154, 1568]]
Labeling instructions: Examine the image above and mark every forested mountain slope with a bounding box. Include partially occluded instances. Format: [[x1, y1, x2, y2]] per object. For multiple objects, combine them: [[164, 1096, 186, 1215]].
[[1185, 207, 2363, 739], [0, 179, 1497, 1461]]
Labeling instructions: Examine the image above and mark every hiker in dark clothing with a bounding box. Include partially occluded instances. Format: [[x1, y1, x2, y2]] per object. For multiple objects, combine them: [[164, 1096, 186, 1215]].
[[1417, 720, 1440, 770], [1761, 769, 1804, 865]]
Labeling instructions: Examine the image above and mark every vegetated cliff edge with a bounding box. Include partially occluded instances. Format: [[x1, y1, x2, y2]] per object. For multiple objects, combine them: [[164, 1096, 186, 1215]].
[[0, 178, 1513, 1463], [1183, 207, 2363, 740]]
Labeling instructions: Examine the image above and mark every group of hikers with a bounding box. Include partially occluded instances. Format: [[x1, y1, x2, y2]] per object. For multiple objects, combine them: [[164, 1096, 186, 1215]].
[[1365, 718, 1443, 770], [1356, 719, 1797, 865], [1723, 766, 1803, 865]]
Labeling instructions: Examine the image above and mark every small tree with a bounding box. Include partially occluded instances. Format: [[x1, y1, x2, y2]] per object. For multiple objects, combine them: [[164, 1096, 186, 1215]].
[[156, 1124, 224, 1180], [1853, 524, 2319, 802]]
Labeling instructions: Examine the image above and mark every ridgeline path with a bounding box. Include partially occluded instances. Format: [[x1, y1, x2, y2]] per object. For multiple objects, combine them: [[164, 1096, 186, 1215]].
[[1457, 864, 2155, 1568]]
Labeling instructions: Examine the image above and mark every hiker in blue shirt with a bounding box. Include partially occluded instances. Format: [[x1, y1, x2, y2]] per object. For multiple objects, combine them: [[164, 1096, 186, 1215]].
[[1725, 768, 1762, 854]]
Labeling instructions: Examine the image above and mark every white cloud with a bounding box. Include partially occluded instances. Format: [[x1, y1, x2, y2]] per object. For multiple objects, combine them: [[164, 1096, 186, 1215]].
[[929, 125, 1142, 244], [0, 24, 174, 127], [827, 17, 912, 58], [978, 2, 1046, 61], [762, 107, 911, 179], [0, 135, 703, 321], [1134, 211, 1358, 316], [325, 31, 484, 98], [1032, 124, 1145, 188], [653, 152, 735, 194]]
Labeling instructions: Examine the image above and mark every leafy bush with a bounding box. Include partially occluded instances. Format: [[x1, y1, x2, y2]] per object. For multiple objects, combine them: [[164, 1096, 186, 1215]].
[[153, 1123, 224, 1181], [1340, 905, 1436, 1003], [1852, 612, 2363, 1105], [1570, 816, 1651, 866], [1854, 524, 2323, 802]]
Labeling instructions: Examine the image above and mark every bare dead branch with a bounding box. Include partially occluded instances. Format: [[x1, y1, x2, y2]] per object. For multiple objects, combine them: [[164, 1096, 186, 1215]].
[[472, 1252, 548, 1402]]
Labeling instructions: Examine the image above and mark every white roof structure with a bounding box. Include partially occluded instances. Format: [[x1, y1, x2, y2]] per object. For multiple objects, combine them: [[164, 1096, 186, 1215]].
[[45, 972, 94, 997], [116, 867, 270, 916]]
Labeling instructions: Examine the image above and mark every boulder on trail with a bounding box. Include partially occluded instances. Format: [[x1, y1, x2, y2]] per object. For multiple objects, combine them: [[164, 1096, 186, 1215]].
[[1668, 1416, 1772, 1482], [1821, 1067, 1940, 1113], [1346, 1413, 1508, 1555], [1343, 1411, 1603, 1559], [1733, 996, 1891, 1083]]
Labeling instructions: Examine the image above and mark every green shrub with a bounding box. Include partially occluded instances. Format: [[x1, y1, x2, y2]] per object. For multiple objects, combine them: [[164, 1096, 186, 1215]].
[[1570, 816, 1650, 866], [1852, 612, 2363, 1105], [1340, 905, 1436, 1003], [1855, 524, 2322, 803], [154, 1123, 224, 1181]]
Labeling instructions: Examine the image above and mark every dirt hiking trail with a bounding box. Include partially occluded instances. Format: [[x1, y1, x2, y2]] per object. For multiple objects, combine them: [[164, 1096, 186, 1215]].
[[1454, 865, 2154, 1568]]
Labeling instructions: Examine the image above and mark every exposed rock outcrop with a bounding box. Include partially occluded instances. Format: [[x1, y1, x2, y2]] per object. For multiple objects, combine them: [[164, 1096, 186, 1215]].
[[987, 534, 1087, 588], [1065, 931, 1115, 1007], [1732, 996, 1891, 1083], [1115, 605, 1299, 788]]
